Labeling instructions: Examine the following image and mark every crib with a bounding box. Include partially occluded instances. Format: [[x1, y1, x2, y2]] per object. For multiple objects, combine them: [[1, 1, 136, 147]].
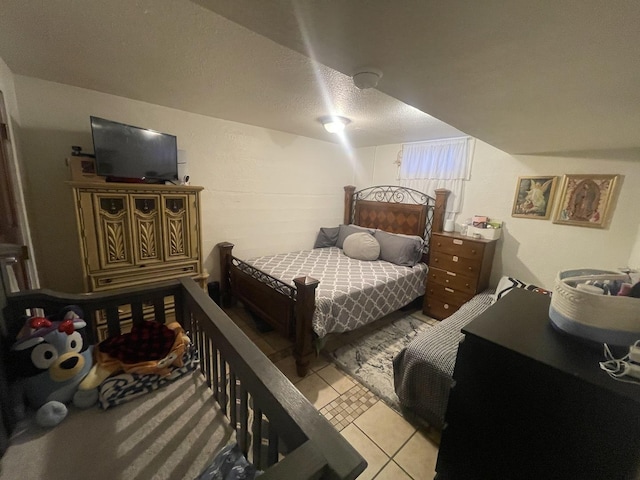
[[0, 278, 366, 479]]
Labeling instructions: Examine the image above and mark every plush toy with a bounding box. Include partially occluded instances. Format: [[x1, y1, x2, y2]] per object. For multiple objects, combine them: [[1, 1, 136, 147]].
[[11, 306, 97, 427], [79, 321, 190, 390]]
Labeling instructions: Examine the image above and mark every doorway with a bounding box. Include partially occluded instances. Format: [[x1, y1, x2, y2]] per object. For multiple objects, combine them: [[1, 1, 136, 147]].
[[0, 91, 20, 245], [0, 90, 35, 289]]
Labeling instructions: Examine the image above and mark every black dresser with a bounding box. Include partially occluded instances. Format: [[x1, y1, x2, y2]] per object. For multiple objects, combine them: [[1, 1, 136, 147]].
[[436, 288, 640, 480]]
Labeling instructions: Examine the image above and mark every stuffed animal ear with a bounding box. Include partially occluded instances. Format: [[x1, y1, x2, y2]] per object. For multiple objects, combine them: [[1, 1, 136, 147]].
[[58, 305, 84, 321]]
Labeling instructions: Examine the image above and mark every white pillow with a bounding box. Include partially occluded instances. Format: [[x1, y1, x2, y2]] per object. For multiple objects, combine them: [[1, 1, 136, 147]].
[[342, 232, 380, 261]]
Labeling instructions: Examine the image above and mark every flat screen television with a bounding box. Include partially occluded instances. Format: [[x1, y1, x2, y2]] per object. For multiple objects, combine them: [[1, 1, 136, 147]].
[[90, 116, 178, 182]]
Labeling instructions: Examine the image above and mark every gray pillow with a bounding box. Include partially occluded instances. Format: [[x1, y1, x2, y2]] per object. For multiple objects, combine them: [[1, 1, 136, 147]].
[[374, 230, 424, 267], [343, 232, 380, 261], [336, 224, 375, 249], [314, 226, 340, 248]]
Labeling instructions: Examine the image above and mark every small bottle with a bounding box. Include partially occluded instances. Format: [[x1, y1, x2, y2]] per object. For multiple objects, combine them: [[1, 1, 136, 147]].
[[460, 219, 471, 236]]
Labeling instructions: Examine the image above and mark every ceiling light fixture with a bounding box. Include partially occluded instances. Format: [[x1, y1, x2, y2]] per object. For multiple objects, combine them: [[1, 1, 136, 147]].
[[352, 67, 383, 90], [320, 116, 350, 134]]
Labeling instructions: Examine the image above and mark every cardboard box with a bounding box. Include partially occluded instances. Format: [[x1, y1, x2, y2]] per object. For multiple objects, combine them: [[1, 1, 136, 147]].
[[68, 157, 106, 183]]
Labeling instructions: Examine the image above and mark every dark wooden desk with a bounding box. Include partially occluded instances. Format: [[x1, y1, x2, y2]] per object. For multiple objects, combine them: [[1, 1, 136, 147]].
[[436, 288, 640, 480]]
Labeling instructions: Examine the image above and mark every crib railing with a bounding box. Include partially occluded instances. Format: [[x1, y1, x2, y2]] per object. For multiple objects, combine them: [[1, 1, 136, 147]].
[[2, 278, 366, 479]]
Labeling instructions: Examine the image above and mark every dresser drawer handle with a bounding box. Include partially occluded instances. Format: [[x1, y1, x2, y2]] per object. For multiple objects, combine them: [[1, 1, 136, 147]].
[[444, 304, 450, 309], [445, 287, 454, 293], [471, 249, 476, 254]]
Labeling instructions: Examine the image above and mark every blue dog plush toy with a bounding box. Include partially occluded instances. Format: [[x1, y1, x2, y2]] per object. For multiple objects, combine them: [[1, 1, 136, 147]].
[[11, 306, 97, 427]]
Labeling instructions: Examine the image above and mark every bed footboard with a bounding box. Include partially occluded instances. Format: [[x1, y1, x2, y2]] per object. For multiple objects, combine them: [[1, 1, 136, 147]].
[[219, 242, 318, 376], [2, 279, 366, 479]]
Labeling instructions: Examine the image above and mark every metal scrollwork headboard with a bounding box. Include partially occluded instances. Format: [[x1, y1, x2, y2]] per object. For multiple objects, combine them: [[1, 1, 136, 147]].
[[348, 185, 436, 241]]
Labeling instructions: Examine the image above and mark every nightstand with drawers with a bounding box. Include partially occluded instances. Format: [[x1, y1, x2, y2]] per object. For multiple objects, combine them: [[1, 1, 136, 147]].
[[423, 232, 497, 320]]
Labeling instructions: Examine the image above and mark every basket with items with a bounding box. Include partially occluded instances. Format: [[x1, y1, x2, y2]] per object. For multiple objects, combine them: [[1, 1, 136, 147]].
[[459, 215, 503, 240], [549, 268, 640, 347]]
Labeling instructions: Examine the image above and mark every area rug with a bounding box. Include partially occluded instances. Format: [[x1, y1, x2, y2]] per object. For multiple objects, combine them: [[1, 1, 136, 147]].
[[328, 310, 434, 413]]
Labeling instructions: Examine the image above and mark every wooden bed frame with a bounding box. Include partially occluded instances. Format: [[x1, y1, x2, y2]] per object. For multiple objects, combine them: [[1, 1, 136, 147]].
[[219, 185, 449, 377], [1, 278, 366, 479]]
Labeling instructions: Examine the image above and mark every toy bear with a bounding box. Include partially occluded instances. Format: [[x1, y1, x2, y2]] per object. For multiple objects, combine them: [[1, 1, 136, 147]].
[[11, 306, 97, 427]]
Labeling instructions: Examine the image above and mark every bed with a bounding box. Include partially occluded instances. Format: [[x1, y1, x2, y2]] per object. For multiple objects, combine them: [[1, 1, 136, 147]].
[[392, 290, 495, 430], [219, 185, 449, 376], [393, 276, 553, 430], [0, 278, 366, 479]]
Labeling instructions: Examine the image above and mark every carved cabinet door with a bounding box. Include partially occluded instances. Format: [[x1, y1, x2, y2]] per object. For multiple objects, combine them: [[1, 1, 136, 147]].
[[93, 194, 135, 270], [162, 194, 194, 262], [131, 194, 163, 266]]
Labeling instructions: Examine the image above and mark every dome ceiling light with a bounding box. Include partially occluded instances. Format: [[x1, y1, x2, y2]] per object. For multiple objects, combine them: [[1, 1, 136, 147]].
[[352, 67, 383, 90], [320, 116, 351, 134]]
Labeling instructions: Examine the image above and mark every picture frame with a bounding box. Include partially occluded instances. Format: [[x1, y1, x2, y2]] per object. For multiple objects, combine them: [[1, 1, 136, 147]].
[[552, 174, 619, 228], [511, 176, 558, 219]]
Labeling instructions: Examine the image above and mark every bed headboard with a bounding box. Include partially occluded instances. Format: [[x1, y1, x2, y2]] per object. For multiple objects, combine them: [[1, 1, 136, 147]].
[[343, 185, 449, 241]]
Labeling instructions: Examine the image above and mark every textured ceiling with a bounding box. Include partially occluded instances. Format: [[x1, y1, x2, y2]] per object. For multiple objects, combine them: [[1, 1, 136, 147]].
[[1, 1, 639, 155], [0, 0, 462, 148]]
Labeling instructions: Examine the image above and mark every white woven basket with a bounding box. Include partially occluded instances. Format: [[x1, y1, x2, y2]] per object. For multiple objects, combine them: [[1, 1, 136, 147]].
[[549, 269, 640, 346]]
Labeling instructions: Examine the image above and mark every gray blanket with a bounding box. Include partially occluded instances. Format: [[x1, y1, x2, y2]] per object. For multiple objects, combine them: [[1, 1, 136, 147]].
[[246, 247, 428, 338], [392, 291, 495, 429]]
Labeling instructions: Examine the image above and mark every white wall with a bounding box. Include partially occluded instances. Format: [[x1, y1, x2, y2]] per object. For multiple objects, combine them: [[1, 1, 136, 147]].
[[14, 76, 356, 291], [628, 224, 640, 270], [11, 72, 640, 292], [364, 140, 640, 289]]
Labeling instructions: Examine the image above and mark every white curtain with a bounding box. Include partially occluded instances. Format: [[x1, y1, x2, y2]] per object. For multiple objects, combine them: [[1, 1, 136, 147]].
[[399, 136, 474, 217]]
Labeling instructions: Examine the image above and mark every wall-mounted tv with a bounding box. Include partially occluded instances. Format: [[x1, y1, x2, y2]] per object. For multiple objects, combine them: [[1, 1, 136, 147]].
[[90, 116, 178, 182]]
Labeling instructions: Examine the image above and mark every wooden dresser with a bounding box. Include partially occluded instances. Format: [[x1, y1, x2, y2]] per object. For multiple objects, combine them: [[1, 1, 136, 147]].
[[70, 182, 206, 339], [436, 288, 640, 479], [423, 232, 497, 320]]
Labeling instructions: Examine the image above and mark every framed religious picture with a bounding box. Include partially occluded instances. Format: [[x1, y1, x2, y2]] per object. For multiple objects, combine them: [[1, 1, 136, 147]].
[[511, 176, 558, 219], [552, 174, 619, 228]]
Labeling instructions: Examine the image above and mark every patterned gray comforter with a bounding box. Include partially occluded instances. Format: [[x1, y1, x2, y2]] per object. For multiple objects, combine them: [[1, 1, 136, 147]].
[[245, 247, 428, 338], [392, 291, 495, 429]]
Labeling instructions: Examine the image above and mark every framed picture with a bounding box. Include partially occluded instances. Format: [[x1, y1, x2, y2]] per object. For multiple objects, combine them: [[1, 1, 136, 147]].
[[511, 176, 558, 219], [552, 174, 619, 228]]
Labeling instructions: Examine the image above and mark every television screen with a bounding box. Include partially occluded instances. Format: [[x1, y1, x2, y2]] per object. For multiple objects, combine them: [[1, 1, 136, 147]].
[[90, 116, 178, 181]]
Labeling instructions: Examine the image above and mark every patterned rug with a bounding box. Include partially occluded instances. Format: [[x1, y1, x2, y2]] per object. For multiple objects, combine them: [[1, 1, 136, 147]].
[[328, 309, 435, 413]]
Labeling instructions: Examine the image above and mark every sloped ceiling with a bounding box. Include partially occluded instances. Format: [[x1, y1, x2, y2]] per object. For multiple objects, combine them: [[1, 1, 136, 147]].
[[1, 0, 639, 156]]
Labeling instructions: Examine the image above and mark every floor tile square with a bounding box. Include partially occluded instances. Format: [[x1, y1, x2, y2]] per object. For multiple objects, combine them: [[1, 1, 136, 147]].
[[316, 364, 356, 394], [394, 430, 439, 480], [273, 356, 304, 384], [295, 373, 339, 410], [340, 424, 389, 480], [354, 400, 416, 456]]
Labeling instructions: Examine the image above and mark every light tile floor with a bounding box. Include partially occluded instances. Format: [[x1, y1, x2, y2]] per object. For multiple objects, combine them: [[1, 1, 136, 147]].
[[224, 305, 441, 480]]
